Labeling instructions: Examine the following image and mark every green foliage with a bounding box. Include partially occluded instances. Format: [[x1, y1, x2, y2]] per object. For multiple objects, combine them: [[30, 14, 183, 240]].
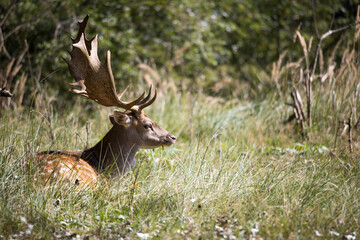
[[0, 0, 358, 104]]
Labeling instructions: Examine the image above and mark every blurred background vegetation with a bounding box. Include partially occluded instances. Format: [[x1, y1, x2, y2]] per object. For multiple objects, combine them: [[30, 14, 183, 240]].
[[0, 0, 358, 108]]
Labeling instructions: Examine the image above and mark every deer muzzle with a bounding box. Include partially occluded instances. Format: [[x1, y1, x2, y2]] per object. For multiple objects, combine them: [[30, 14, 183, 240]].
[[163, 133, 176, 146]]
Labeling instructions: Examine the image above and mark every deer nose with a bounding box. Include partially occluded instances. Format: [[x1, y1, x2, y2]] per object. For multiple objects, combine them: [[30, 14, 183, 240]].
[[169, 134, 176, 141]]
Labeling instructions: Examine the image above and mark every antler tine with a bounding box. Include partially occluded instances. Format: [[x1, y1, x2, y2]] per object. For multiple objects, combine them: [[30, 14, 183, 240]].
[[72, 15, 93, 53], [117, 85, 129, 99], [137, 84, 153, 105], [64, 15, 145, 110], [137, 87, 157, 111], [104, 50, 145, 109], [119, 90, 146, 109]]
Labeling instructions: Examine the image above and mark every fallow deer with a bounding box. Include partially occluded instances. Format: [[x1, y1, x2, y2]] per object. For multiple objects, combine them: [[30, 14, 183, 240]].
[[35, 15, 176, 188]]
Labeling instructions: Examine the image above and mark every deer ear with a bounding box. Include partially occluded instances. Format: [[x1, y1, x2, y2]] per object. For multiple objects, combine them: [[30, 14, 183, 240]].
[[111, 110, 131, 127]]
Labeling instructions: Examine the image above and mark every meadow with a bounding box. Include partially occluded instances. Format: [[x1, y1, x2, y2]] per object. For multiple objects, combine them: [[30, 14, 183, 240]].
[[1, 80, 360, 239]]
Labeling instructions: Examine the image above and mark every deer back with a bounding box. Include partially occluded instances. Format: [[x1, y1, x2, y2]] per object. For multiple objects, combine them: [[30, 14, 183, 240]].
[[35, 151, 98, 188]]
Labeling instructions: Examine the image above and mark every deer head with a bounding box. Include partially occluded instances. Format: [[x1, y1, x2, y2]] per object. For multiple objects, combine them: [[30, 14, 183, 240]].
[[111, 108, 176, 149]]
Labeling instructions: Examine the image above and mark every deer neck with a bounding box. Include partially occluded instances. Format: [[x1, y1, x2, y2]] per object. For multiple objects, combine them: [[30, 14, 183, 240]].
[[82, 126, 139, 175]]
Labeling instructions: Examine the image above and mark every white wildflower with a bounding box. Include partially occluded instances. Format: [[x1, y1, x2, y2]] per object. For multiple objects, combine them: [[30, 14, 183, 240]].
[[229, 235, 236, 240], [329, 230, 340, 236], [251, 228, 259, 235], [345, 234, 356, 240], [25, 224, 34, 234], [315, 230, 322, 237], [215, 225, 224, 231], [136, 233, 150, 239], [20, 216, 27, 224], [190, 198, 196, 203]]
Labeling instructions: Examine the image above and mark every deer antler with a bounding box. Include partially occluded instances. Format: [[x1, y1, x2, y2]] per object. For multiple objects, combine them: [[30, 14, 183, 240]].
[[64, 15, 158, 111]]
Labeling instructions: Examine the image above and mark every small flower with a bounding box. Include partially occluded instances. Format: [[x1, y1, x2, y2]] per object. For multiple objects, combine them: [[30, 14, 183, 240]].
[[251, 228, 259, 235], [345, 234, 356, 240], [215, 225, 224, 232], [329, 230, 340, 236], [314, 230, 322, 237], [20, 216, 27, 224], [136, 233, 149, 239], [190, 198, 196, 203], [25, 224, 34, 234]]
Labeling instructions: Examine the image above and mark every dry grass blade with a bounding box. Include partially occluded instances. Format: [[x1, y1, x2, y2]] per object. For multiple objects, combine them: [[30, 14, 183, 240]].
[[329, 38, 342, 65], [172, 46, 190, 66], [308, 36, 313, 52], [290, 89, 306, 137], [14, 72, 27, 106], [355, 5, 360, 40], [296, 30, 309, 69], [138, 63, 160, 86], [0, 39, 29, 109], [319, 48, 324, 74], [271, 51, 287, 98], [321, 64, 335, 83]]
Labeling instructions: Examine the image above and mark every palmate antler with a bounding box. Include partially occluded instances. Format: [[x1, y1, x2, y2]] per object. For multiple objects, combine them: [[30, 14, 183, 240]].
[[64, 15, 156, 111]]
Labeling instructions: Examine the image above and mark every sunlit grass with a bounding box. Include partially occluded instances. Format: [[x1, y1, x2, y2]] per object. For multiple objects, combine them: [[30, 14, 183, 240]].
[[0, 90, 359, 239]]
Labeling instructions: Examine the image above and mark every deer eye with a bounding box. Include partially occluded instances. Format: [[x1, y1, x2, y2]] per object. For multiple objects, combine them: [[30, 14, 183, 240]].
[[144, 123, 153, 130]]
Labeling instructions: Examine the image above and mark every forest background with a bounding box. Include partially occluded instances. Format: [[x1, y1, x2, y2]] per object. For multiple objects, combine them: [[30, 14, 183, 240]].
[[1, 0, 358, 104]]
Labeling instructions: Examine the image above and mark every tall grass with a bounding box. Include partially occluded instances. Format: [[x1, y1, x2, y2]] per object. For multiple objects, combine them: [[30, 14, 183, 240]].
[[1, 83, 359, 239], [266, 20, 360, 153]]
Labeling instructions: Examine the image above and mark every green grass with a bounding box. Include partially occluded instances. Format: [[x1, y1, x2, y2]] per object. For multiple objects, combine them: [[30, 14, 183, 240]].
[[1, 90, 359, 239]]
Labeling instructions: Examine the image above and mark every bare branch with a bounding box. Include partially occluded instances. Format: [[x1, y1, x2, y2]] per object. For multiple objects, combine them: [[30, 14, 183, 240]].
[[290, 90, 306, 137], [0, 28, 11, 59], [0, 0, 16, 28], [348, 109, 353, 153], [311, 20, 360, 80]]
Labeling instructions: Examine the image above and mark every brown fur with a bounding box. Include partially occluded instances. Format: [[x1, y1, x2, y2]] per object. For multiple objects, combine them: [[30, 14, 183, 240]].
[[35, 151, 97, 188]]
